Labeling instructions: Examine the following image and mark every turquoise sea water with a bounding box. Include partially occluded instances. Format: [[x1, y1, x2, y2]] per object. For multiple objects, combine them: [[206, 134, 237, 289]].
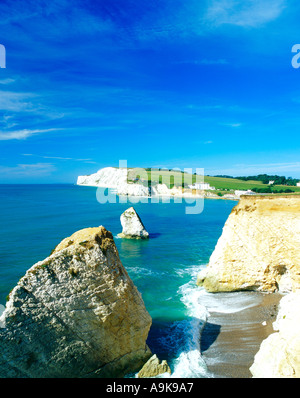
[[0, 184, 236, 377]]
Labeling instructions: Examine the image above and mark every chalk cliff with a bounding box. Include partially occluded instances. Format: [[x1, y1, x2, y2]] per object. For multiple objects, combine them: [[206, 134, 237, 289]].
[[0, 226, 152, 378], [197, 195, 300, 293], [250, 292, 300, 377], [77, 167, 128, 188], [77, 167, 151, 197], [77, 168, 215, 199]]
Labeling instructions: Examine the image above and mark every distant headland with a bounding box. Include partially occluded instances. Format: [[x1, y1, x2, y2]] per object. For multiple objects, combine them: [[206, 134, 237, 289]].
[[77, 166, 300, 200]]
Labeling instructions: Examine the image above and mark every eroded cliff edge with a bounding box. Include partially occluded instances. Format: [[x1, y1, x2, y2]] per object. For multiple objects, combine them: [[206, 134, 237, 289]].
[[197, 195, 300, 378], [197, 195, 300, 293], [250, 291, 300, 377], [0, 226, 152, 378]]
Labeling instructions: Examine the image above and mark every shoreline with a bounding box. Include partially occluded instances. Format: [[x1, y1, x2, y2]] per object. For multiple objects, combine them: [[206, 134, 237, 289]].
[[77, 183, 240, 201], [200, 291, 282, 378]]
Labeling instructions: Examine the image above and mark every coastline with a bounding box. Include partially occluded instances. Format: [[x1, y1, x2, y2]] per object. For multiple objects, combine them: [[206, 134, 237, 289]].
[[200, 291, 282, 378], [2, 184, 297, 378], [77, 183, 240, 201]]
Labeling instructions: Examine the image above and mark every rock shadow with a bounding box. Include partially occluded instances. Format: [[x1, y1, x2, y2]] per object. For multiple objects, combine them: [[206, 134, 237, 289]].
[[200, 322, 221, 352], [146, 317, 217, 366], [148, 233, 161, 239]]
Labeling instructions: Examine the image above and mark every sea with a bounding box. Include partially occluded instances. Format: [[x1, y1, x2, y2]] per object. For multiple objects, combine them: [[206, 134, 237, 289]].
[[0, 184, 238, 378]]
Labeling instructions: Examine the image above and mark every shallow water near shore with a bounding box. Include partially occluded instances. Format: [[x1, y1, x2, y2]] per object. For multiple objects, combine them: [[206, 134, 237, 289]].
[[0, 184, 261, 378]]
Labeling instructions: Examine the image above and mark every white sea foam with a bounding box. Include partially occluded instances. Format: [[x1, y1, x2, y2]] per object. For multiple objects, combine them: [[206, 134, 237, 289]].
[[171, 278, 211, 378], [197, 289, 260, 314], [0, 304, 5, 328], [157, 267, 212, 378]]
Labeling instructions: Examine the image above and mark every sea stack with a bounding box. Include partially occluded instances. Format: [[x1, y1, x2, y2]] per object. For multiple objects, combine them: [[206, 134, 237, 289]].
[[118, 207, 149, 239], [0, 226, 152, 378]]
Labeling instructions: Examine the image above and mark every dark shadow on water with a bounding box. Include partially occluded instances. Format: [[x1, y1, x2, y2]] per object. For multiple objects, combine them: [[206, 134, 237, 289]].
[[146, 317, 220, 366], [146, 317, 193, 364], [149, 232, 161, 239], [200, 322, 221, 352]]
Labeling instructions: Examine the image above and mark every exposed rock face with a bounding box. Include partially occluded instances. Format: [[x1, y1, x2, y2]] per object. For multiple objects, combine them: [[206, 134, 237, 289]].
[[0, 226, 152, 378], [77, 167, 128, 188], [151, 183, 171, 196], [250, 292, 300, 377], [137, 354, 171, 378], [77, 167, 151, 197], [118, 207, 149, 239], [117, 183, 149, 197], [197, 196, 300, 293]]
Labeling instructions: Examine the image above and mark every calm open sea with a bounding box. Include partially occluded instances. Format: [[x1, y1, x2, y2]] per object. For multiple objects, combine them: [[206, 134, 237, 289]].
[[0, 184, 236, 377]]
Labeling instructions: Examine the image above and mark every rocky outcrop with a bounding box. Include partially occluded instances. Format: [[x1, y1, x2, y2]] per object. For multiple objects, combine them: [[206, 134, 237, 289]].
[[250, 292, 300, 377], [118, 207, 149, 239], [137, 354, 171, 378], [0, 226, 152, 378], [197, 195, 300, 293]]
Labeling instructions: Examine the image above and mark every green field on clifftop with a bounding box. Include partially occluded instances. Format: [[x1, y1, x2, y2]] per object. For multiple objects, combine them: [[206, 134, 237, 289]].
[[127, 168, 300, 193]]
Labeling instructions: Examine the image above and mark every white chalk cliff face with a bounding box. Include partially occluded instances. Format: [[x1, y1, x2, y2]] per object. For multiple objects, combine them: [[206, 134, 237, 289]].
[[77, 167, 151, 197], [118, 207, 149, 239], [77, 168, 187, 198], [196, 194, 300, 378], [250, 292, 300, 378], [77, 167, 128, 188], [0, 226, 152, 378], [77, 167, 149, 196], [197, 196, 300, 293], [117, 183, 150, 197]]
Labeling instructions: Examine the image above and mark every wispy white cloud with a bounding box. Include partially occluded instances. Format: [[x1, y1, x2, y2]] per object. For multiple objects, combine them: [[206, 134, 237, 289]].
[[205, 0, 286, 28], [22, 153, 96, 163], [0, 78, 16, 85], [176, 59, 228, 66], [0, 128, 56, 140], [0, 0, 114, 36], [195, 59, 229, 65], [0, 163, 56, 177], [0, 91, 37, 112], [221, 122, 242, 128], [0, 90, 65, 140], [0, 90, 65, 119]]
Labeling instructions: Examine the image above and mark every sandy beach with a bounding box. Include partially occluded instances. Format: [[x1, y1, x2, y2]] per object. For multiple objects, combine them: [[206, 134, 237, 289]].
[[200, 291, 282, 378]]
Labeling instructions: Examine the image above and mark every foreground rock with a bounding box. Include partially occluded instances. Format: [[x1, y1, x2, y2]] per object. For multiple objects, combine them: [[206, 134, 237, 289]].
[[118, 207, 149, 239], [250, 292, 300, 377], [0, 226, 152, 378], [197, 195, 300, 293], [137, 354, 171, 378]]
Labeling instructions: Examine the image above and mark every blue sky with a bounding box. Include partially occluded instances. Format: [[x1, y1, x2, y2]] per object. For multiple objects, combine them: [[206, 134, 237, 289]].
[[1, 0, 300, 183]]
